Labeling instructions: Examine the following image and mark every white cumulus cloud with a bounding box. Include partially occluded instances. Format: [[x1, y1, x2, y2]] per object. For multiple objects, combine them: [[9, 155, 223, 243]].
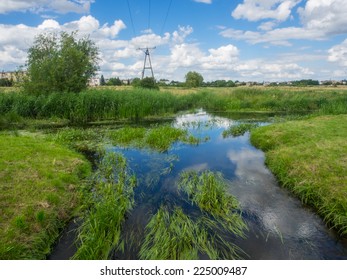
[[193, 0, 213, 4], [232, 0, 301, 22], [328, 39, 347, 67], [0, 0, 94, 14]]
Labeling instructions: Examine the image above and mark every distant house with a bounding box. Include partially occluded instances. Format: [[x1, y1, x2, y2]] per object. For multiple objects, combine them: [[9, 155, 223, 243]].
[[0, 71, 26, 83], [88, 77, 100, 87]]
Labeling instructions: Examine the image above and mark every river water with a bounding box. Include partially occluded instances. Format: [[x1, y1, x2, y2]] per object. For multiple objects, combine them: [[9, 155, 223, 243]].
[[49, 110, 347, 260], [111, 110, 347, 260]]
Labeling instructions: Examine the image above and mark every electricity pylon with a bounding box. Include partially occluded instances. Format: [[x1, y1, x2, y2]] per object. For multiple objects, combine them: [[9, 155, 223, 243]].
[[137, 47, 156, 79]]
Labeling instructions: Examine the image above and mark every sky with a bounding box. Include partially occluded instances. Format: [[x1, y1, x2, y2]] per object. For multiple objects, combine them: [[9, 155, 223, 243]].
[[1, 0, 347, 82]]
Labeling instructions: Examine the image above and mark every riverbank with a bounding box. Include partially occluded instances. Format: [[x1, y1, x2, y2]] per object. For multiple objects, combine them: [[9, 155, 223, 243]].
[[0, 132, 91, 259], [250, 114, 347, 235]]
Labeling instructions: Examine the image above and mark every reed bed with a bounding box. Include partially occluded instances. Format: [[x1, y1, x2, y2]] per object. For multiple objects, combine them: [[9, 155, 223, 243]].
[[1, 87, 346, 127]]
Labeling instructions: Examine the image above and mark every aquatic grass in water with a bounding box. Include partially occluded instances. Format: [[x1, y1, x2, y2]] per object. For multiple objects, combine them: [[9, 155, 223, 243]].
[[140, 171, 247, 260], [139, 207, 214, 260], [178, 171, 247, 236], [73, 152, 136, 259], [140, 206, 240, 260], [222, 123, 259, 138], [108, 125, 200, 152]]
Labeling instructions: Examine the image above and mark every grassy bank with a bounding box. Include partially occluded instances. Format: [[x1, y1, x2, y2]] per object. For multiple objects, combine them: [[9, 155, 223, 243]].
[[0, 132, 91, 259], [251, 115, 347, 235]]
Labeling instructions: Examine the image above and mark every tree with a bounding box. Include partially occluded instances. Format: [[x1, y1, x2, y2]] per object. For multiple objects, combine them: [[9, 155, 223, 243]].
[[100, 75, 106, 86], [185, 71, 203, 88], [139, 77, 159, 90], [0, 78, 13, 87], [107, 77, 122, 86], [24, 31, 99, 94]]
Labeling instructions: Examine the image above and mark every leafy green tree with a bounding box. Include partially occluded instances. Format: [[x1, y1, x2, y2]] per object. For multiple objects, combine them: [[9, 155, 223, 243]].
[[107, 77, 122, 86], [24, 31, 99, 94], [100, 75, 106, 86], [185, 71, 204, 88], [140, 77, 159, 90], [131, 78, 141, 87], [0, 78, 13, 87]]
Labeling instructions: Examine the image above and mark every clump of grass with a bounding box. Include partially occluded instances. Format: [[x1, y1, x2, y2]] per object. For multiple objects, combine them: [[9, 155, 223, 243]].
[[222, 123, 259, 138], [140, 204, 245, 260], [140, 205, 246, 260], [73, 152, 136, 260], [140, 170, 247, 260], [108, 127, 146, 145], [53, 127, 106, 153], [139, 207, 216, 260], [108, 125, 200, 152], [251, 115, 347, 235], [178, 170, 247, 236]]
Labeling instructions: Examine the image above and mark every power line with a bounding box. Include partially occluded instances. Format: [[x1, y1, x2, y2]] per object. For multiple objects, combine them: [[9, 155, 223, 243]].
[[126, 0, 136, 36], [148, 0, 151, 30], [161, 0, 173, 35]]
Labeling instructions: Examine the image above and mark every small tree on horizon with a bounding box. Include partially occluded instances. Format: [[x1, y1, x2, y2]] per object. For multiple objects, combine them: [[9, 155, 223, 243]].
[[24, 31, 99, 94], [185, 71, 204, 88], [100, 75, 106, 85]]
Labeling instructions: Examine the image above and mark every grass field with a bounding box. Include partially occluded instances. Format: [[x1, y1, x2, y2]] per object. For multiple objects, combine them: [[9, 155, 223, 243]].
[[0, 132, 91, 259], [251, 114, 347, 235]]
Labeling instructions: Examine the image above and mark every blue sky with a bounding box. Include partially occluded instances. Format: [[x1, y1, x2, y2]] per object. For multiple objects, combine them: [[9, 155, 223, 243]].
[[1, 0, 347, 82]]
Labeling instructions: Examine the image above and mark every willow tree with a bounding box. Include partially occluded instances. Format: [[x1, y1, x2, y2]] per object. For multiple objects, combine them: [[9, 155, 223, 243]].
[[24, 31, 99, 94]]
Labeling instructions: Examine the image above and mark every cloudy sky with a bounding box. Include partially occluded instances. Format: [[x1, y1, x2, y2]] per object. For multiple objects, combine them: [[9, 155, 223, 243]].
[[1, 0, 347, 82]]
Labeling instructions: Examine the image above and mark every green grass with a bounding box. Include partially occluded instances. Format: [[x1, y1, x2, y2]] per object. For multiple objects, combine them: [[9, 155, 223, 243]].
[[52, 125, 200, 154], [0, 132, 91, 259], [222, 123, 259, 138], [140, 206, 245, 260], [140, 171, 247, 260], [1, 87, 346, 127], [73, 152, 136, 260], [251, 115, 347, 235], [108, 125, 200, 152], [178, 170, 247, 236]]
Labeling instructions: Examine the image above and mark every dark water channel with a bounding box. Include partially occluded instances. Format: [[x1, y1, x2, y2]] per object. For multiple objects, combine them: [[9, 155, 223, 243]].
[[50, 110, 347, 260]]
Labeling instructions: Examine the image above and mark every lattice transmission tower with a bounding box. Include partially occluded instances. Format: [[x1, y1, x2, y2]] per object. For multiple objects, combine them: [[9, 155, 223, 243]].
[[137, 47, 156, 79]]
